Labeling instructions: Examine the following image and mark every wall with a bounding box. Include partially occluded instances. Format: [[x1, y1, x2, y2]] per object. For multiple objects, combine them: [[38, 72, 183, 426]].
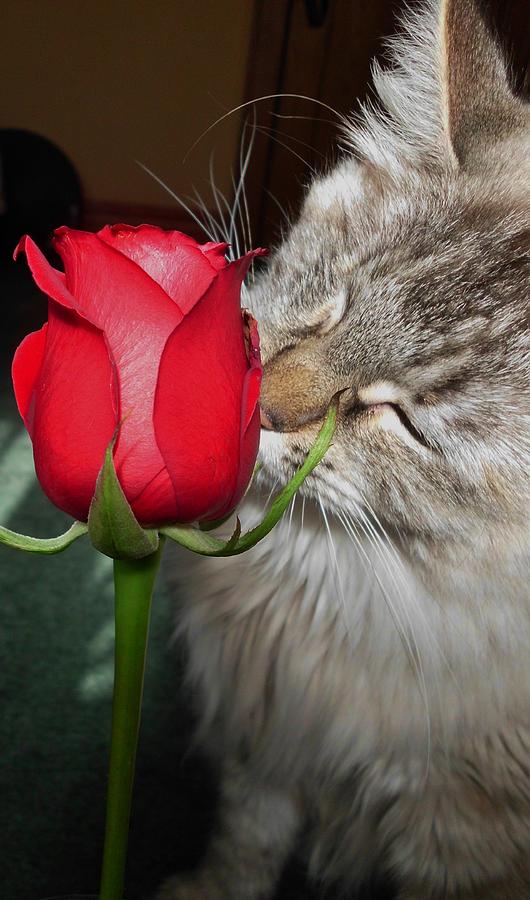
[[2, 1, 254, 219]]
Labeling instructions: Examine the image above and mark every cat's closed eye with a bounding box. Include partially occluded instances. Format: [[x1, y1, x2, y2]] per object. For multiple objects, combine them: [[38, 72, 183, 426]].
[[344, 396, 436, 452]]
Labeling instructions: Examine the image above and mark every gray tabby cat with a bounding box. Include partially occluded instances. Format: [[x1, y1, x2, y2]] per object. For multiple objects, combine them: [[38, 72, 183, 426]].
[[158, 0, 530, 897]]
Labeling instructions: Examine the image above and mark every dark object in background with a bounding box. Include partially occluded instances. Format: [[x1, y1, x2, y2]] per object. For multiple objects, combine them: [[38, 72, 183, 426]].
[[0, 128, 82, 258]]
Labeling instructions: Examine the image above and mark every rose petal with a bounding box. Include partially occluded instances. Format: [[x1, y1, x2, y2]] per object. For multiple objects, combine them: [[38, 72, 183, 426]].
[[210, 367, 262, 521], [11, 323, 48, 434], [52, 226, 184, 329], [200, 241, 230, 270], [125, 464, 177, 524], [154, 251, 262, 522], [243, 310, 261, 369], [51, 227, 185, 516], [31, 303, 117, 522], [241, 365, 262, 436], [206, 309, 263, 520], [97, 223, 227, 314], [15, 235, 84, 316]]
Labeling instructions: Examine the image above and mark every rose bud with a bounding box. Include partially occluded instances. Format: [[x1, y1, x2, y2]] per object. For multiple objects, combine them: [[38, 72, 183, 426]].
[[12, 224, 265, 526]]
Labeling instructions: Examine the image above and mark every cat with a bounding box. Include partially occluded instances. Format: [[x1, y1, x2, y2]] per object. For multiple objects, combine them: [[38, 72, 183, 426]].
[[157, 0, 530, 897]]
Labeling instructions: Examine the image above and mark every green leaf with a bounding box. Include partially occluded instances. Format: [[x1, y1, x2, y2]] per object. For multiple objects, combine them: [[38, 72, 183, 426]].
[[0, 520, 88, 554], [87, 441, 159, 560], [161, 397, 338, 557]]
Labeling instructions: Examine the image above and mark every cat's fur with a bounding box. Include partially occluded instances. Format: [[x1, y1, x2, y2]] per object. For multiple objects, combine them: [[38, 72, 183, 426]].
[[158, 1, 530, 897]]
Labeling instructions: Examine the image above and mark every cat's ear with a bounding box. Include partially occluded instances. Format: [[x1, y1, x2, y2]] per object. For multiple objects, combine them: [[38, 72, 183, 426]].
[[441, 0, 527, 164], [347, 0, 528, 171]]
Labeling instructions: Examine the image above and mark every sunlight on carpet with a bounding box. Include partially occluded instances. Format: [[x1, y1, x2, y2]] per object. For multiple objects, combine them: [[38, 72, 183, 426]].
[[0, 421, 35, 521]]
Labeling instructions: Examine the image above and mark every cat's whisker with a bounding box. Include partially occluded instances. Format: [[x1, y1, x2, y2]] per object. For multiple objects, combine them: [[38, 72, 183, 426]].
[[353, 507, 432, 632], [270, 112, 340, 128], [286, 494, 297, 541], [238, 120, 254, 257], [343, 507, 426, 660], [338, 510, 418, 670], [318, 497, 354, 646], [230, 172, 245, 260], [190, 187, 228, 245], [356, 504, 465, 767], [208, 154, 236, 254], [359, 499, 411, 579], [252, 121, 328, 161], [342, 507, 433, 779], [300, 496, 306, 532], [264, 477, 280, 511], [337, 509, 433, 776], [353, 501, 466, 720], [264, 188, 291, 227], [350, 510, 433, 657], [135, 161, 216, 242], [240, 117, 256, 261], [182, 93, 347, 165], [231, 114, 257, 259], [355, 503, 462, 715], [336, 508, 403, 647], [250, 123, 318, 176]]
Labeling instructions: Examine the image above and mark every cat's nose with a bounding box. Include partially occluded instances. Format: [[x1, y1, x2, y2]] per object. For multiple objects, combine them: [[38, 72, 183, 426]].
[[260, 352, 335, 432], [260, 399, 328, 432]]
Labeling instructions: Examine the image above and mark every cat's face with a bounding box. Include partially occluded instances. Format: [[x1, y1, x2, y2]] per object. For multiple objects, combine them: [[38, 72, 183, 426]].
[[250, 0, 530, 559]]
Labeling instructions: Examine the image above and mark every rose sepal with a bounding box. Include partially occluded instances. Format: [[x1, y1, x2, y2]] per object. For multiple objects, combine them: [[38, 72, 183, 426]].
[[0, 520, 88, 554], [161, 396, 338, 557], [87, 436, 159, 560]]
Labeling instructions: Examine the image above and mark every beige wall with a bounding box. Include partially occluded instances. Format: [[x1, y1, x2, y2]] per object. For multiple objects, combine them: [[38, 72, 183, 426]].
[[2, 1, 254, 211]]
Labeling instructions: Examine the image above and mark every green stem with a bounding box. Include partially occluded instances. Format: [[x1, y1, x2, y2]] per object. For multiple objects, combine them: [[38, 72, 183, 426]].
[[98, 540, 164, 900]]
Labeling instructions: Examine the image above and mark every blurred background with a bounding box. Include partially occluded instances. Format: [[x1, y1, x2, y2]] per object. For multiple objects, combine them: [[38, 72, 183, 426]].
[[1, 2, 528, 899]]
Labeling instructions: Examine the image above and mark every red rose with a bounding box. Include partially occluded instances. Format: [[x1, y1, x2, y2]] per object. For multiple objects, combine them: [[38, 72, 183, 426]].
[[12, 224, 265, 525]]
